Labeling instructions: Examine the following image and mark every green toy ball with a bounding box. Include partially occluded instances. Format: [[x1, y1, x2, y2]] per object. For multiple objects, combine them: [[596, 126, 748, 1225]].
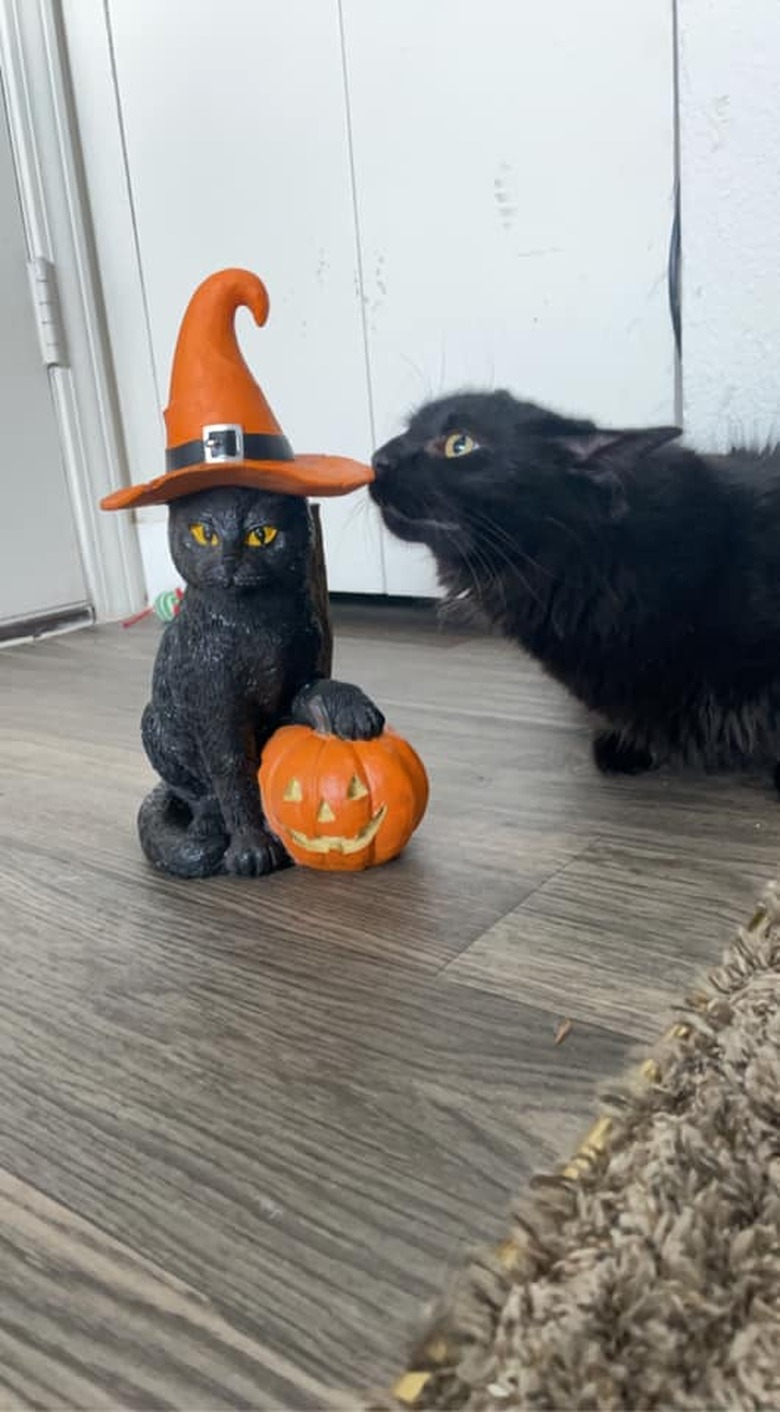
[[123, 587, 184, 628]]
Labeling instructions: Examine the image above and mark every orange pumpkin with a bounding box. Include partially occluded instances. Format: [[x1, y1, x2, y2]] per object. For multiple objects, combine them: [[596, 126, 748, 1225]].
[[259, 725, 428, 871]]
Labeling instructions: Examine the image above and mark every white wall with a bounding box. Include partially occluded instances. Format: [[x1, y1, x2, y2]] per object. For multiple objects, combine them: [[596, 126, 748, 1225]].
[[679, 0, 780, 450], [64, 0, 677, 607]]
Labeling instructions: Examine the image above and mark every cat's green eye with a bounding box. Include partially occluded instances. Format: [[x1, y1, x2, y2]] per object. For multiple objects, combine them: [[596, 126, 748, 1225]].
[[444, 432, 478, 459], [190, 522, 219, 547], [245, 526, 279, 548]]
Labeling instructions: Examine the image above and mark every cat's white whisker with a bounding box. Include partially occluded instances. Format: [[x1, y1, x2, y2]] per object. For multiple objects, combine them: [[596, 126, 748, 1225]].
[[398, 352, 432, 402]]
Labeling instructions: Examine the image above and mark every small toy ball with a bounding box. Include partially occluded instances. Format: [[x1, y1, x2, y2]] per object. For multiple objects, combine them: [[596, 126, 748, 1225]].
[[153, 587, 185, 621], [123, 588, 184, 628], [259, 724, 429, 872]]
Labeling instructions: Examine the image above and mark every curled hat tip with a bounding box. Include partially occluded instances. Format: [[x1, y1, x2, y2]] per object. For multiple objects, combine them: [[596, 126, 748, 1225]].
[[190, 267, 270, 328], [225, 267, 270, 327]]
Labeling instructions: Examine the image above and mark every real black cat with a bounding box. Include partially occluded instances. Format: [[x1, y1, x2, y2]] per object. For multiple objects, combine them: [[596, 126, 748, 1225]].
[[139, 485, 384, 878], [371, 390, 780, 785]]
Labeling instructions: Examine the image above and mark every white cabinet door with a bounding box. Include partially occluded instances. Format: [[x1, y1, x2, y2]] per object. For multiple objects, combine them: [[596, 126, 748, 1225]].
[[69, 0, 676, 601], [102, 0, 385, 595], [0, 84, 88, 629], [342, 0, 678, 596]]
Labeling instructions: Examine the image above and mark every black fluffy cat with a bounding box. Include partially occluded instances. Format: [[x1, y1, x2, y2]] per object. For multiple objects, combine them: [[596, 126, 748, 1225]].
[[139, 485, 384, 878], [371, 390, 780, 785]]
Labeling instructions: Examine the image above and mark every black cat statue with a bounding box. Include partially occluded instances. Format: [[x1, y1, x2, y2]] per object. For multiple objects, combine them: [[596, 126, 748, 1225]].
[[101, 268, 383, 878]]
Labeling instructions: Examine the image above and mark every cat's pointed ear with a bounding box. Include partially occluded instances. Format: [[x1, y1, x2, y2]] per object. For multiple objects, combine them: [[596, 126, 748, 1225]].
[[558, 425, 682, 466], [557, 426, 682, 520]]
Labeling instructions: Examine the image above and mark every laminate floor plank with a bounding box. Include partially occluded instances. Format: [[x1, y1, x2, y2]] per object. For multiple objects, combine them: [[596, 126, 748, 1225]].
[[0, 604, 776, 1404], [445, 836, 773, 1041], [0, 1167, 339, 1410]]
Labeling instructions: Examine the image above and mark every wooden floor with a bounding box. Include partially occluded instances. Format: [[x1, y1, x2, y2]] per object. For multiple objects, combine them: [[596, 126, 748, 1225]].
[[2, 601, 779, 1409]]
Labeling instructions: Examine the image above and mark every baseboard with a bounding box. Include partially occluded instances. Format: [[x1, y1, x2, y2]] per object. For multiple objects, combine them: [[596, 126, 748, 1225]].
[[0, 604, 94, 647]]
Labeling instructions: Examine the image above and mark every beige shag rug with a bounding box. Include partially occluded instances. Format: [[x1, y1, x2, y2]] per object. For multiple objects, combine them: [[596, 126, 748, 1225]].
[[381, 886, 780, 1411]]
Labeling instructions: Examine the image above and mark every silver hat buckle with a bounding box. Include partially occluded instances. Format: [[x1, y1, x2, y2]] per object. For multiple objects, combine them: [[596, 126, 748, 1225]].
[[202, 423, 244, 463]]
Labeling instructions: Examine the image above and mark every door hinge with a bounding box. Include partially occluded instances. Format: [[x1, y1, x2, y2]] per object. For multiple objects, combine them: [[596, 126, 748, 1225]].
[[27, 257, 67, 367]]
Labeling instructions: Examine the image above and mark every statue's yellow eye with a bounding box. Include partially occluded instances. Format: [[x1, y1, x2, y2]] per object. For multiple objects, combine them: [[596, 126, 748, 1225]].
[[444, 432, 477, 459], [245, 526, 279, 548], [190, 522, 219, 546]]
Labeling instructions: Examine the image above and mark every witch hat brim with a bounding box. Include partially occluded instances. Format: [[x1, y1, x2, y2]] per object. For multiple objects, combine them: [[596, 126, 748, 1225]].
[[100, 268, 375, 511], [100, 453, 373, 510]]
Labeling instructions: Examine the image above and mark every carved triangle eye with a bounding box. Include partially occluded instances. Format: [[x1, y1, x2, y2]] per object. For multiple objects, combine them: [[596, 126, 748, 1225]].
[[347, 774, 369, 800], [283, 777, 303, 802]]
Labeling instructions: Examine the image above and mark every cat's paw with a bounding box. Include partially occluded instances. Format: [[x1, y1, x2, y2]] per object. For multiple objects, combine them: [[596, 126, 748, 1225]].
[[292, 679, 385, 740], [593, 731, 655, 776], [223, 828, 290, 878]]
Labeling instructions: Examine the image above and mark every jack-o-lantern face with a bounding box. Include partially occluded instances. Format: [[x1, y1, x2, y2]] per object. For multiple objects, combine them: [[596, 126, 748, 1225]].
[[280, 765, 386, 856], [259, 725, 428, 871]]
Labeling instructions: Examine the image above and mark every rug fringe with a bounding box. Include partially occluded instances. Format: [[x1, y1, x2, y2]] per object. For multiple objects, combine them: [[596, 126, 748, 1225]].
[[373, 881, 780, 1411]]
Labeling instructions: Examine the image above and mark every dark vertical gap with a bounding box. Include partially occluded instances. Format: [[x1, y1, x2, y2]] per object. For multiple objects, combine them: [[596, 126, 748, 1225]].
[[336, 0, 387, 588], [669, 0, 683, 424], [103, 0, 162, 406]]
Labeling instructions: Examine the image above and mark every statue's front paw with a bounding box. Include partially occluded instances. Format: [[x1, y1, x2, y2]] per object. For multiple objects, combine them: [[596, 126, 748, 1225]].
[[224, 828, 290, 877], [292, 679, 385, 740]]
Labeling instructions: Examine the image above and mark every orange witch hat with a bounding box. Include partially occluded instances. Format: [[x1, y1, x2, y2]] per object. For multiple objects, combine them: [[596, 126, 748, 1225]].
[[100, 268, 373, 510]]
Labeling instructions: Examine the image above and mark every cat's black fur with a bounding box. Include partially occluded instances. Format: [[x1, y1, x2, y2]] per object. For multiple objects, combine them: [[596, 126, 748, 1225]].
[[139, 485, 384, 878], [371, 390, 780, 783]]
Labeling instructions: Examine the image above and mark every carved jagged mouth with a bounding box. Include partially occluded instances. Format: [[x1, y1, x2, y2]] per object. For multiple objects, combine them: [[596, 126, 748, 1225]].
[[288, 806, 387, 855]]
